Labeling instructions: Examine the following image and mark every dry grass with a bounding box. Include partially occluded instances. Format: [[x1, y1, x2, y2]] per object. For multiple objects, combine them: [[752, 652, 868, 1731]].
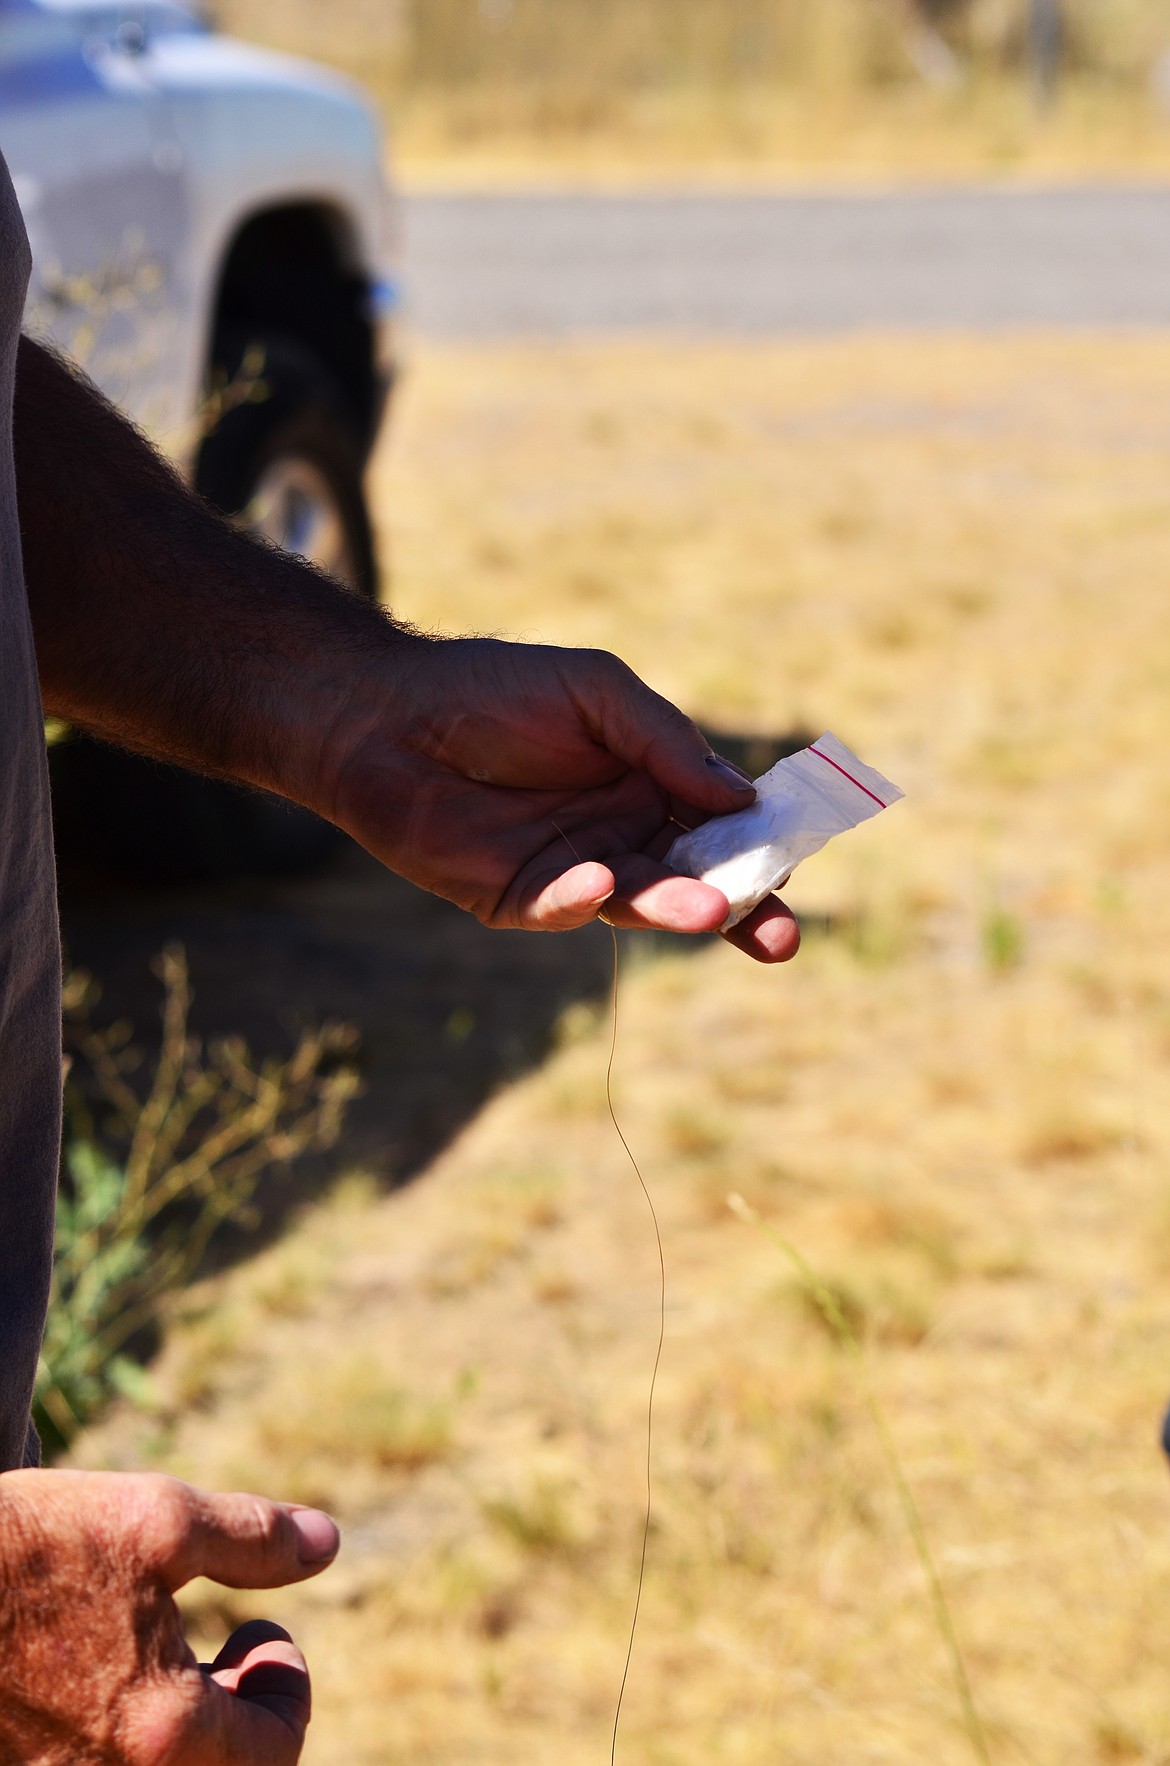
[[387, 87, 1170, 190], [214, 0, 1170, 183], [74, 331, 1170, 1762]]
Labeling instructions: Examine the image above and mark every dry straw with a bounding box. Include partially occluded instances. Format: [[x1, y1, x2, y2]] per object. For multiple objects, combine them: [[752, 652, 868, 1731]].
[[596, 922, 990, 1764], [726, 1191, 992, 1766], [597, 921, 989, 1764]]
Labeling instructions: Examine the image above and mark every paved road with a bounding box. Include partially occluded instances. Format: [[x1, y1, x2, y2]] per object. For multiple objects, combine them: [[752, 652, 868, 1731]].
[[404, 185, 1170, 337]]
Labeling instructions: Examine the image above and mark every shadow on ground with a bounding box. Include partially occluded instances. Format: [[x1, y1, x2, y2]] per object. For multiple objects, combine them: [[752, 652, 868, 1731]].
[[60, 847, 615, 1209], [57, 725, 809, 1262]]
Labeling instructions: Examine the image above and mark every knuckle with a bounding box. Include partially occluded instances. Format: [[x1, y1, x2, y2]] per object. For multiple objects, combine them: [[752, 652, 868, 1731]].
[[658, 700, 694, 738], [593, 647, 631, 687], [245, 1494, 289, 1559], [135, 1475, 195, 1564], [570, 644, 621, 687], [149, 1474, 192, 1532]]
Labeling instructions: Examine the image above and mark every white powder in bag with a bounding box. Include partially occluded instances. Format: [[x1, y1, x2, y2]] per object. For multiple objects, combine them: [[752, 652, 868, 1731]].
[[666, 732, 904, 931]]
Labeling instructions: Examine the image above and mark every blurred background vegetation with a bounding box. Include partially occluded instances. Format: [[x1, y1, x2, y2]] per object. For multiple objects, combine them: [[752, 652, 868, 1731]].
[[214, 0, 1170, 175]]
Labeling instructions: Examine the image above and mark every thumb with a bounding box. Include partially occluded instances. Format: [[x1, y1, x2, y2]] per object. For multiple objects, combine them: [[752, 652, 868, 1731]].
[[142, 1481, 340, 1592], [586, 656, 755, 812]]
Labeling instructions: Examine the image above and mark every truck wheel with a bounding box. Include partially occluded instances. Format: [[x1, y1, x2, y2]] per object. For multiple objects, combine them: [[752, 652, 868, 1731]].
[[197, 333, 379, 603], [53, 340, 379, 886]]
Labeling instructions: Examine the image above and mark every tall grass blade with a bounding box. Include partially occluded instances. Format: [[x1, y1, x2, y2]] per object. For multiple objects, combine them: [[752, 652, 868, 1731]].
[[727, 1191, 992, 1766]]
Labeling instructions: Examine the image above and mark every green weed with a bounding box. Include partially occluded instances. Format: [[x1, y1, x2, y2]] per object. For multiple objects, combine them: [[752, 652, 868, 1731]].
[[483, 1475, 586, 1556], [982, 905, 1026, 973], [35, 948, 358, 1456]]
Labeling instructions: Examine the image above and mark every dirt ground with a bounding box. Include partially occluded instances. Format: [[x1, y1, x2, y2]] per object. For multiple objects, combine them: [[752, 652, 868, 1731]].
[[71, 332, 1170, 1765]]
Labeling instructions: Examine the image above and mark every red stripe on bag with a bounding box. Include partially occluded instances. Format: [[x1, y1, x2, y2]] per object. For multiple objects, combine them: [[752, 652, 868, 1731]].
[[809, 745, 890, 810]]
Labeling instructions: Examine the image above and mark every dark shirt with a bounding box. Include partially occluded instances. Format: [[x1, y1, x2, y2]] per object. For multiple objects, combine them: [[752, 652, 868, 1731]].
[[0, 151, 62, 1470]]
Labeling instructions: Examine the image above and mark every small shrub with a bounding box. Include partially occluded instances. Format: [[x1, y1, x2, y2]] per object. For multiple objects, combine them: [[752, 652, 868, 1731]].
[[789, 1269, 933, 1348], [982, 905, 1025, 973], [483, 1475, 586, 1556], [256, 1358, 455, 1473], [1094, 1713, 1146, 1763], [35, 947, 359, 1456], [1019, 1109, 1123, 1167], [665, 1106, 729, 1160]]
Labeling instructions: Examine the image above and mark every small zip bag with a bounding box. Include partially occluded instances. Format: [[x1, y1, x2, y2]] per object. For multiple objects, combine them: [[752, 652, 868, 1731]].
[[666, 732, 904, 930]]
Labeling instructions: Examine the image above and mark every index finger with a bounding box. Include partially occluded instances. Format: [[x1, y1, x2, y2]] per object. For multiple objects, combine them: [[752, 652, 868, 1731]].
[[207, 1621, 312, 1742], [605, 857, 801, 963], [603, 853, 731, 934], [125, 1660, 308, 1766], [581, 654, 757, 815]]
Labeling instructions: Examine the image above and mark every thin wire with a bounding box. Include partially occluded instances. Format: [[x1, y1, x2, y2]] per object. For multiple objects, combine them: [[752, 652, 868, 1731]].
[[547, 825, 663, 1762], [603, 924, 665, 1766], [554, 858, 980, 1764]]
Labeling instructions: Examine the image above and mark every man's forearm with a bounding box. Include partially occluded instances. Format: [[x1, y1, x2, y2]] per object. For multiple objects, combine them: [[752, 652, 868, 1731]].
[[14, 337, 420, 813], [13, 340, 800, 959]]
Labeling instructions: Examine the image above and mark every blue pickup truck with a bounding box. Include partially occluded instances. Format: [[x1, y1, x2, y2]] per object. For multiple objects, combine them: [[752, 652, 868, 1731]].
[[1, 0, 400, 875]]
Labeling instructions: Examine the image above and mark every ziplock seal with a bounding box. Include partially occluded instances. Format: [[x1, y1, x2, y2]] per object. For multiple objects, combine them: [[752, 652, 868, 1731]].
[[808, 743, 895, 810]]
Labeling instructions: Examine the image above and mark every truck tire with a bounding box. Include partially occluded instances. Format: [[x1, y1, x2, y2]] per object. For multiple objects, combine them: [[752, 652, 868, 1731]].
[[53, 338, 379, 885], [197, 333, 378, 602]]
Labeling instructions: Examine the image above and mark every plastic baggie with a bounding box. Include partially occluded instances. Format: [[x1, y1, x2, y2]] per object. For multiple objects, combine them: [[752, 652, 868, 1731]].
[[666, 732, 904, 930]]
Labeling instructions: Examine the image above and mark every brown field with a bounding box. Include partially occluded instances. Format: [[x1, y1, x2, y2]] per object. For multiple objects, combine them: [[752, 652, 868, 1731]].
[[76, 331, 1170, 1764], [388, 94, 1170, 192]]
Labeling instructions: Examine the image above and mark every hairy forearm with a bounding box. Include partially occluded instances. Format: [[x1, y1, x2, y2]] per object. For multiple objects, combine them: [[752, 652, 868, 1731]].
[[14, 337, 422, 812], [10, 343, 800, 958]]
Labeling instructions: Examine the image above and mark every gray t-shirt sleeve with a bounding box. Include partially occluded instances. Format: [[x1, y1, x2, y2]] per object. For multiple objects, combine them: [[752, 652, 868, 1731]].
[[0, 150, 64, 1471]]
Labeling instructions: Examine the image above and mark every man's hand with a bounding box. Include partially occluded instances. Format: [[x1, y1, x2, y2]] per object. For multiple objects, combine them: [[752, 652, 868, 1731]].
[[322, 636, 800, 964], [17, 341, 798, 963], [0, 1469, 339, 1765]]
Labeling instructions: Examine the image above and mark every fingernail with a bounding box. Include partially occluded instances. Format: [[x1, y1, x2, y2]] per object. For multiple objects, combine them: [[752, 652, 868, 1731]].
[[705, 753, 754, 790], [290, 1507, 340, 1564]]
